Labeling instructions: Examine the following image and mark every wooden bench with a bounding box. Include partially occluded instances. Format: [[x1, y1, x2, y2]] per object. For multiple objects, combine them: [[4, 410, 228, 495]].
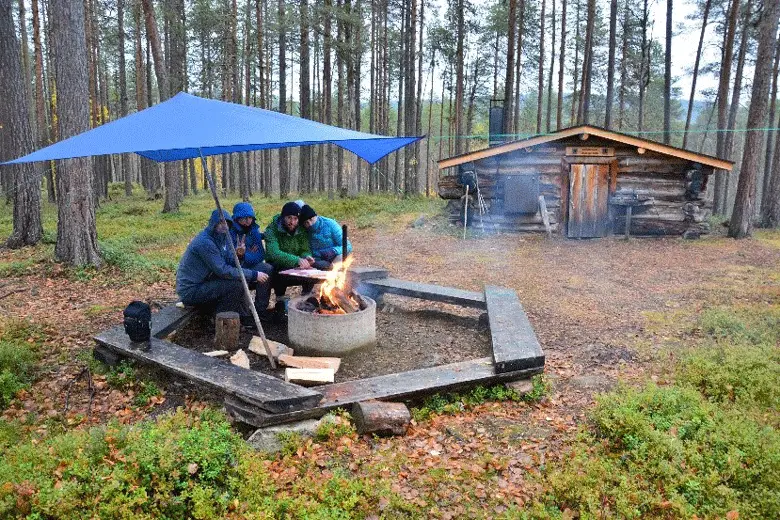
[[358, 277, 486, 309], [484, 285, 545, 373]]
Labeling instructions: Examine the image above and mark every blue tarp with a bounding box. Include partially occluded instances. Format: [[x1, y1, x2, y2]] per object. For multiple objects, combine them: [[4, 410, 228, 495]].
[[4, 92, 422, 165]]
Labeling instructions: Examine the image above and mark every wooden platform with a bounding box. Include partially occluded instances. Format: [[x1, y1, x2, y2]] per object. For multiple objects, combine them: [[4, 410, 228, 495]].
[[225, 358, 542, 427], [94, 269, 545, 428], [359, 277, 486, 309]]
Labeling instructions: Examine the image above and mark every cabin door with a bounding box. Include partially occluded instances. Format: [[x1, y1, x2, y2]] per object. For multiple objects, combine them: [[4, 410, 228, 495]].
[[567, 163, 610, 238]]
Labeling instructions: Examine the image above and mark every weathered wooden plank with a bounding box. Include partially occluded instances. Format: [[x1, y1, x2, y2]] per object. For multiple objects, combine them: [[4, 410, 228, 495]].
[[94, 326, 323, 414], [359, 278, 486, 309], [225, 358, 542, 427], [151, 305, 197, 338], [484, 286, 545, 373]]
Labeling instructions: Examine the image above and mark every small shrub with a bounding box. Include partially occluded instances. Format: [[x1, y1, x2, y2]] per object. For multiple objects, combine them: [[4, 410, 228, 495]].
[[105, 361, 136, 390], [0, 321, 41, 410], [276, 431, 303, 457], [132, 381, 161, 407], [314, 411, 356, 441]]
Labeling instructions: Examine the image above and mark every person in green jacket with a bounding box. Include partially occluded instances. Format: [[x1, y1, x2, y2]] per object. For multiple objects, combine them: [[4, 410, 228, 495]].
[[264, 202, 315, 317]]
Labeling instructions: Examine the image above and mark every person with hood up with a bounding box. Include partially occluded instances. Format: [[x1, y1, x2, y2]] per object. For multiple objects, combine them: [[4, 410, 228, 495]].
[[176, 209, 272, 323], [230, 202, 267, 270], [264, 202, 315, 317], [299, 204, 352, 270]]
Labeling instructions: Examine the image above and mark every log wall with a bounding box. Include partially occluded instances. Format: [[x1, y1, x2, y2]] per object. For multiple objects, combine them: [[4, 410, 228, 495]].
[[439, 138, 716, 236]]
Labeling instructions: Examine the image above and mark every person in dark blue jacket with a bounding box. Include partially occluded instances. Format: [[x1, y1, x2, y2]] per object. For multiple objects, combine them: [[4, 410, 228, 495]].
[[176, 209, 272, 322], [230, 202, 267, 270], [299, 204, 352, 270]]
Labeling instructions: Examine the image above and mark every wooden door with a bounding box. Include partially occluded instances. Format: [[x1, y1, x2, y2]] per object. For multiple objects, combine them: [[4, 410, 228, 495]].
[[567, 163, 610, 238]]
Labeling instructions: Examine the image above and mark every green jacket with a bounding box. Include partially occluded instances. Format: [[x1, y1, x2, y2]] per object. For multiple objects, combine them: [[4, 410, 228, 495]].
[[264, 214, 312, 269]]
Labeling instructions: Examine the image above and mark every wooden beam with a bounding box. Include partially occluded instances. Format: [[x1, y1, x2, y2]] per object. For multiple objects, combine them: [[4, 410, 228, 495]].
[[484, 286, 545, 373], [224, 359, 542, 427], [437, 125, 734, 171], [94, 326, 322, 413], [358, 278, 486, 309]]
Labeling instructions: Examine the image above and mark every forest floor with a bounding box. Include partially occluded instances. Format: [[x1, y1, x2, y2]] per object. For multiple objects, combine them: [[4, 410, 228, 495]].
[[0, 191, 778, 518]]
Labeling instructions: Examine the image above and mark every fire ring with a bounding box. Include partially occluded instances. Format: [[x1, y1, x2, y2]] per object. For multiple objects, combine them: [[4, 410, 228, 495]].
[[287, 294, 377, 355]]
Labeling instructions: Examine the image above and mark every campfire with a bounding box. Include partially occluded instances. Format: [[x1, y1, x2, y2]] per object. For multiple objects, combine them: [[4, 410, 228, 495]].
[[296, 256, 368, 315]]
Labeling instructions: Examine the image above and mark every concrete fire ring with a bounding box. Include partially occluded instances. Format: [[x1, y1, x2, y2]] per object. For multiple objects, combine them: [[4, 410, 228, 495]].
[[287, 295, 377, 355]]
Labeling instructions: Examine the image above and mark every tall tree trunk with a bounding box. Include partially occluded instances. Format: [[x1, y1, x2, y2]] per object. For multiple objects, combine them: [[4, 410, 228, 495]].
[[715, 0, 741, 214], [638, 0, 650, 131], [760, 42, 780, 217], [513, 0, 525, 134], [324, 0, 333, 197], [546, 0, 556, 133], [278, 0, 289, 198], [729, 0, 780, 237], [663, 0, 672, 143], [578, 0, 595, 124], [32, 0, 55, 203], [454, 0, 465, 153], [299, 0, 311, 193], [618, 0, 628, 129], [570, 0, 581, 125], [141, 0, 179, 213], [119, 0, 132, 196], [426, 47, 435, 197], [404, 0, 418, 196], [762, 114, 780, 227], [557, 0, 566, 130], [504, 0, 517, 135], [605, 0, 617, 128], [0, 0, 43, 248], [50, 0, 101, 266], [536, 0, 546, 133], [683, 0, 711, 149], [18, 0, 34, 133]]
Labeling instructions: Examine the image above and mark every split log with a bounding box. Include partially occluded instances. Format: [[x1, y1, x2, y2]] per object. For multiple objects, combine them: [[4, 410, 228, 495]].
[[352, 400, 411, 436], [248, 336, 292, 360], [230, 349, 250, 369], [204, 350, 229, 357], [284, 368, 335, 386], [278, 354, 341, 373], [214, 312, 240, 350]]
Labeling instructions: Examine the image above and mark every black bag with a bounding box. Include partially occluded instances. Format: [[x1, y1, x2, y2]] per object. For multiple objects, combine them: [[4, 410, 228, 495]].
[[123, 301, 152, 343]]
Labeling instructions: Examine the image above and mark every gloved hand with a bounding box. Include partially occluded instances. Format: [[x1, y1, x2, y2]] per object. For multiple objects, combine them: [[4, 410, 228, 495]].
[[320, 248, 337, 262]]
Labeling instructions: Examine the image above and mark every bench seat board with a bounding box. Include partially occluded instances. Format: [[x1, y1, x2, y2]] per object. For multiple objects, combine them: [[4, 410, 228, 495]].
[[484, 285, 545, 373]]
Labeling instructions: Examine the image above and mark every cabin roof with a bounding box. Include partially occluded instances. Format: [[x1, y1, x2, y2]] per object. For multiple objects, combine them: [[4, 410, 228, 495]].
[[437, 125, 735, 171]]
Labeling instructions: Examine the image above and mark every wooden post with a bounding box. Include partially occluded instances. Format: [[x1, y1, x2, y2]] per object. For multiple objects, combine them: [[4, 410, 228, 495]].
[[215, 311, 240, 350], [463, 184, 470, 239], [624, 205, 633, 239], [352, 400, 411, 436]]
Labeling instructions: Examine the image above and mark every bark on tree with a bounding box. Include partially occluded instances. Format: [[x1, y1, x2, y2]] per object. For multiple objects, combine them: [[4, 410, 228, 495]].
[[683, 0, 711, 149], [504, 0, 517, 135], [17, 0, 34, 132], [557, 0, 566, 130], [714, 0, 741, 214], [31, 0, 55, 203], [545, 0, 556, 133], [299, 0, 311, 193], [663, 0, 672, 144], [537, 0, 546, 133], [762, 110, 780, 228], [278, 0, 289, 198], [50, 0, 101, 266], [454, 0, 464, 154], [637, 0, 650, 131], [729, 0, 780, 238], [760, 42, 780, 217], [118, 0, 132, 196], [605, 0, 618, 128], [0, 0, 43, 248], [618, 0, 628, 129]]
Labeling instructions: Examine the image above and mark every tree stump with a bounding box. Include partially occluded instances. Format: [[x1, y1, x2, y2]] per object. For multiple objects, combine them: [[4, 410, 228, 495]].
[[214, 311, 240, 350], [352, 400, 411, 436]]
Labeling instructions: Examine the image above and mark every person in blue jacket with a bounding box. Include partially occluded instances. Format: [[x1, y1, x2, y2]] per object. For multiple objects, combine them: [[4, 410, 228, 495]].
[[176, 209, 272, 323], [230, 202, 267, 270], [299, 204, 352, 270]]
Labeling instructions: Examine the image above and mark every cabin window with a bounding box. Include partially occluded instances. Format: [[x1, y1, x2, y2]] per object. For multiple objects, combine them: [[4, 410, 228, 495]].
[[503, 174, 539, 214]]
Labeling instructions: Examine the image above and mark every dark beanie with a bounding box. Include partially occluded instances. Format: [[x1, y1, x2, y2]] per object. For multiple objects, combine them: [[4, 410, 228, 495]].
[[281, 201, 301, 218], [299, 204, 317, 222]]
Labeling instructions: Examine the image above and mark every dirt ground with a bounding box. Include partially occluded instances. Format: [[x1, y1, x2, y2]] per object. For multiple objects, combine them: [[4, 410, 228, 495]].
[[174, 293, 491, 383], [2, 221, 779, 510]]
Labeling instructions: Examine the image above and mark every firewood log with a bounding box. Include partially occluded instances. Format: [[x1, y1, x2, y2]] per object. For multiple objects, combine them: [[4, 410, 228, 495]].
[[352, 400, 411, 436]]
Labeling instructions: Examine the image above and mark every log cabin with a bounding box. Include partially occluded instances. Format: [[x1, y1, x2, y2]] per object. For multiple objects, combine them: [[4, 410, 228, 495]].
[[437, 125, 734, 238]]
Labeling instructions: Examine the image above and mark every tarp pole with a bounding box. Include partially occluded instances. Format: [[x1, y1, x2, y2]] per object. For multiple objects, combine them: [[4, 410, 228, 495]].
[[199, 149, 277, 369]]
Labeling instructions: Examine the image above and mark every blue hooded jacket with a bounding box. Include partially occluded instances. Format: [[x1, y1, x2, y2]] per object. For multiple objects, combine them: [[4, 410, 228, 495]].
[[308, 216, 353, 260], [229, 202, 266, 269], [176, 209, 259, 300]]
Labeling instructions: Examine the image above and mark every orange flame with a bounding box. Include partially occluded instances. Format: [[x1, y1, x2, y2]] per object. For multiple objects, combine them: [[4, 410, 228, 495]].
[[318, 255, 356, 312]]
